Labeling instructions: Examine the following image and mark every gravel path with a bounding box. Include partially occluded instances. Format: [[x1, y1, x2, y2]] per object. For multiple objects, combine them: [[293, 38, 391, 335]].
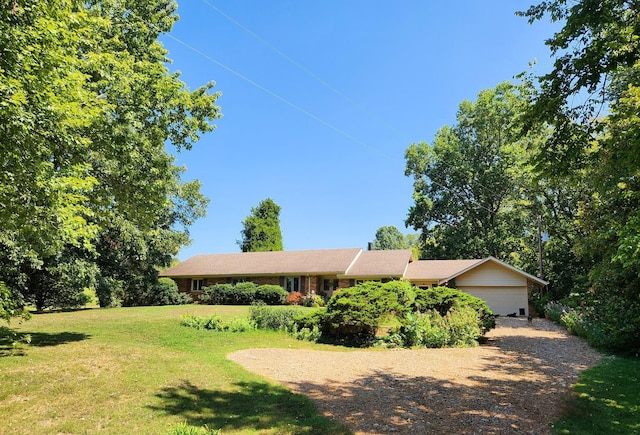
[[228, 317, 603, 434]]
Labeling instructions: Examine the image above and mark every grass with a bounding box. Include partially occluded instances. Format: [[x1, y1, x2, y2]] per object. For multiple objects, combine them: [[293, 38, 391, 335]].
[[0, 305, 351, 435], [553, 356, 640, 434]]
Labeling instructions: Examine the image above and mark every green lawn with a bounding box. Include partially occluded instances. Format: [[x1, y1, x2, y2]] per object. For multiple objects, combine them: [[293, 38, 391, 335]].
[[0, 305, 350, 435], [553, 356, 640, 434]]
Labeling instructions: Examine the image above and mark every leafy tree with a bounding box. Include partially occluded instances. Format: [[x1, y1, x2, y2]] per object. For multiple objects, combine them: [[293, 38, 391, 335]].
[[521, 0, 640, 352], [372, 226, 409, 250], [238, 198, 284, 252], [0, 1, 220, 310], [405, 82, 540, 265]]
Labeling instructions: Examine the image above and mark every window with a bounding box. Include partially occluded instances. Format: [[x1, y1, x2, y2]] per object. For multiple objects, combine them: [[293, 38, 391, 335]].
[[191, 279, 203, 292], [284, 276, 301, 292]]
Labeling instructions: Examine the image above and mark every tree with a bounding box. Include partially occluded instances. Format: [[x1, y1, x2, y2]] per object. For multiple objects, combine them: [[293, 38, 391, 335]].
[[520, 0, 640, 352], [0, 1, 220, 310], [238, 198, 284, 252], [405, 82, 539, 265], [371, 226, 409, 250]]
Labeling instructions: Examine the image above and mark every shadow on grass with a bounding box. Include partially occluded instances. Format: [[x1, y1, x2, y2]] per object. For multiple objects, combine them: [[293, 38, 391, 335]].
[[553, 357, 640, 434], [149, 379, 351, 434], [0, 326, 90, 357]]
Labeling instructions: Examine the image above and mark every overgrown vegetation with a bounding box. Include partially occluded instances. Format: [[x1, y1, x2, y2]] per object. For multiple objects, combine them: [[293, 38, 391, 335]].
[[248, 282, 496, 348]]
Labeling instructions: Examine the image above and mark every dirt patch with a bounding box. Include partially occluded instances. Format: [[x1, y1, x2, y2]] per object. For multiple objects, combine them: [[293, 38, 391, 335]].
[[228, 317, 602, 434]]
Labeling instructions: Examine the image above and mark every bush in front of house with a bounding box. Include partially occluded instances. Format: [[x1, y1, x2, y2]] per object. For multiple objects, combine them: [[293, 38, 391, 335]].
[[322, 281, 407, 344], [249, 303, 306, 332], [286, 291, 304, 305], [413, 286, 495, 333], [255, 285, 288, 305], [200, 283, 289, 305], [391, 305, 482, 348], [149, 278, 193, 305]]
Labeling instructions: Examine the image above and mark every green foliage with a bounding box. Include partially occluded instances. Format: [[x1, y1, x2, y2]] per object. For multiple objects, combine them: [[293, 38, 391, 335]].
[[392, 303, 483, 348], [167, 422, 221, 435], [0, 282, 29, 323], [553, 357, 640, 434], [323, 281, 407, 342], [518, 0, 640, 354], [238, 198, 283, 252], [180, 313, 253, 333], [255, 285, 288, 305], [372, 226, 410, 250], [249, 304, 305, 332], [405, 82, 539, 263], [149, 278, 192, 306], [200, 282, 287, 306], [0, 0, 220, 313], [301, 294, 326, 307], [181, 314, 224, 331], [414, 286, 495, 333]]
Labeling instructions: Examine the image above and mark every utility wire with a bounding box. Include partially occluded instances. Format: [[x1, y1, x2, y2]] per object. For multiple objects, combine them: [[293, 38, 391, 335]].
[[201, 0, 412, 143]]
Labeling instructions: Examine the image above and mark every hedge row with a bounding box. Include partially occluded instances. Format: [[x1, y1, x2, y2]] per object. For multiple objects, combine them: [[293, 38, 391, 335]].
[[199, 283, 288, 305]]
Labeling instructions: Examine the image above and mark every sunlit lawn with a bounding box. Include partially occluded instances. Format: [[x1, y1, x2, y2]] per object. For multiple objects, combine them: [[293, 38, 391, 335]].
[[553, 357, 640, 435], [0, 305, 350, 435]]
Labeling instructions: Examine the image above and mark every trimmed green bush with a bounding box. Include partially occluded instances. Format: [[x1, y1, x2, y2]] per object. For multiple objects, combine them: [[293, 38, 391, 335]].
[[150, 278, 192, 306], [414, 286, 495, 333], [255, 285, 288, 305]]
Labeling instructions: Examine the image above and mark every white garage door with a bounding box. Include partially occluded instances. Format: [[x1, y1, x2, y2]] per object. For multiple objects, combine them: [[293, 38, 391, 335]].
[[458, 286, 528, 316]]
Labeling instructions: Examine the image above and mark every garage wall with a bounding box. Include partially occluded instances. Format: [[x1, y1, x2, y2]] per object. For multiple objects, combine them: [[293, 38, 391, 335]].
[[455, 261, 527, 287], [455, 260, 529, 316], [459, 286, 528, 316]]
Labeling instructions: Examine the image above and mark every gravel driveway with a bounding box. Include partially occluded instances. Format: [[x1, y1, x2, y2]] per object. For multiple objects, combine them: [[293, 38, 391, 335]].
[[228, 317, 603, 434]]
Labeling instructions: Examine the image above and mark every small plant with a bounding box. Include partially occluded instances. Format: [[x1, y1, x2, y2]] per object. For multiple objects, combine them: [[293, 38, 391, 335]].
[[180, 314, 224, 331], [543, 300, 567, 322], [302, 294, 325, 307], [168, 422, 221, 435], [249, 304, 304, 332], [286, 291, 304, 305]]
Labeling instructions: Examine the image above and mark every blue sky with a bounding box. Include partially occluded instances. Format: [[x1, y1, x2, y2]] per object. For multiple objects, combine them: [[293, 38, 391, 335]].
[[162, 1, 559, 260]]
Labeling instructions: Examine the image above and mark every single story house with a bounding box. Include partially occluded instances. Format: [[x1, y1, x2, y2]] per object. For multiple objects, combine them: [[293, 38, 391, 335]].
[[160, 248, 547, 316]]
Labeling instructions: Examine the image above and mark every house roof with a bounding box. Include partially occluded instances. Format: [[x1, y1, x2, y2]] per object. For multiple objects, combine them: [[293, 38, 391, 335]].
[[160, 248, 363, 277], [342, 249, 413, 278], [161, 249, 548, 287], [404, 259, 482, 281]]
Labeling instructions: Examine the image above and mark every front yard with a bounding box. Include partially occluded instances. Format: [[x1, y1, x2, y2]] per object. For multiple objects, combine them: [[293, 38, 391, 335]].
[[0, 306, 636, 434]]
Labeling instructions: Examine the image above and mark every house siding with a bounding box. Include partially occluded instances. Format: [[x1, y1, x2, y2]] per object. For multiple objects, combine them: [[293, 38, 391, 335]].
[[455, 262, 527, 287]]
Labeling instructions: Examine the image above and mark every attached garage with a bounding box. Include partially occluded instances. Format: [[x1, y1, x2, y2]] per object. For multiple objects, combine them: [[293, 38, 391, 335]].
[[405, 256, 548, 317]]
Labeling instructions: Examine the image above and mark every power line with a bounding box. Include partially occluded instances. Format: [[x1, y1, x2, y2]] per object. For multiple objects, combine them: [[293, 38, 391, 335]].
[[201, 0, 412, 143]]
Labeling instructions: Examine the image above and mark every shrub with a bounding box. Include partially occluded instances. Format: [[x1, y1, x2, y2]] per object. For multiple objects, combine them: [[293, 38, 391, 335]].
[[414, 286, 495, 333], [445, 305, 481, 347], [150, 278, 192, 306], [255, 285, 288, 305], [544, 300, 566, 323], [200, 284, 233, 305], [302, 294, 325, 307], [323, 282, 405, 343], [292, 308, 327, 332], [95, 276, 124, 308], [201, 283, 257, 305], [168, 422, 221, 435], [381, 281, 416, 308], [286, 291, 304, 305], [181, 314, 224, 331], [249, 304, 305, 332]]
